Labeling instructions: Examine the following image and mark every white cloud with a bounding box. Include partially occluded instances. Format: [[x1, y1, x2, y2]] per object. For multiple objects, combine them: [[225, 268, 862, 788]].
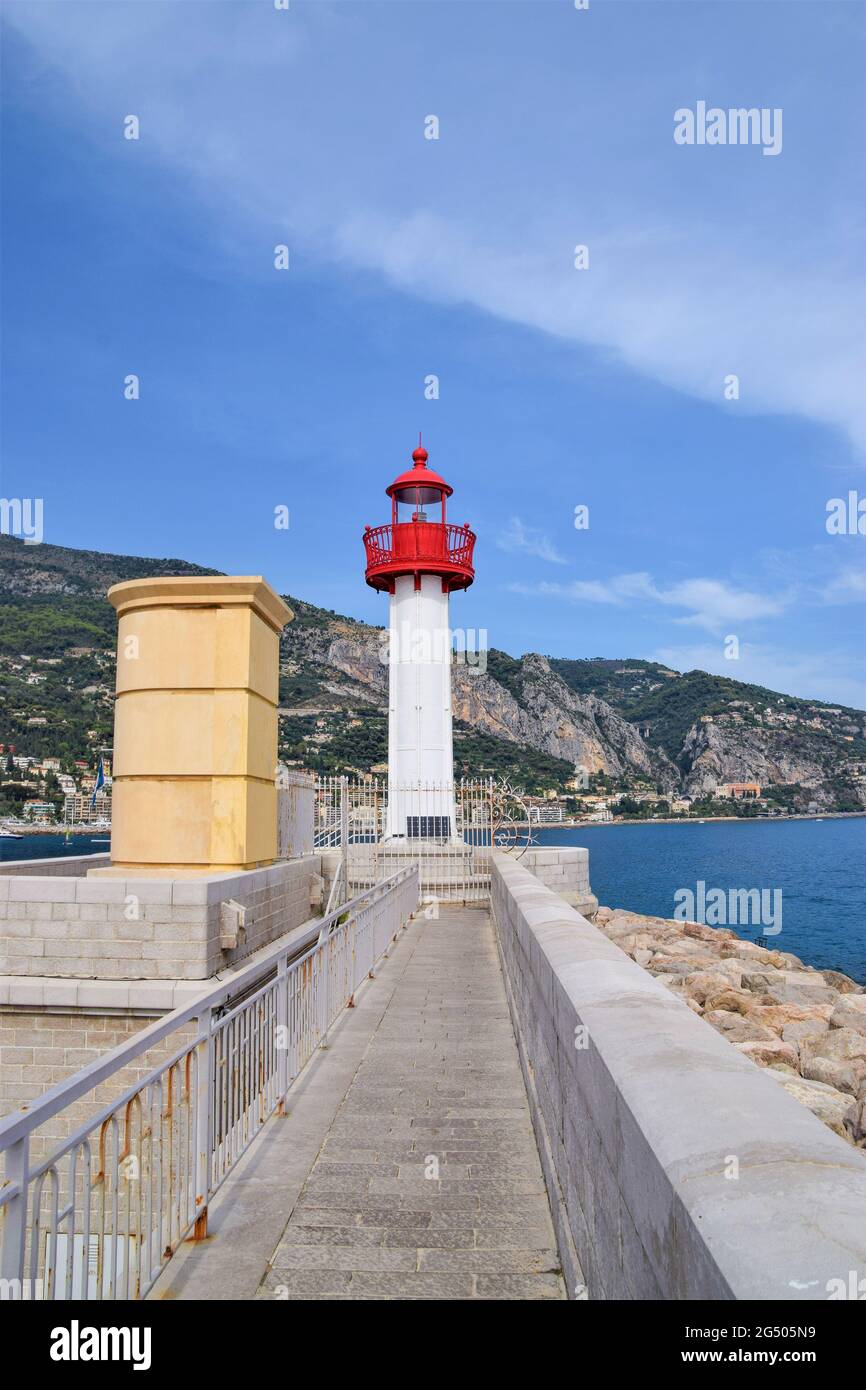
[[821, 566, 866, 603], [509, 571, 790, 631], [653, 642, 866, 712], [6, 2, 866, 454], [497, 517, 567, 565]]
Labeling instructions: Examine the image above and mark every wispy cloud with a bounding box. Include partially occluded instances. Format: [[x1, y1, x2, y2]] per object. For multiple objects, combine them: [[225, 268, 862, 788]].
[[6, 2, 866, 453], [653, 642, 866, 712], [821, 565, 866, 603], [510, 571, 791, 632], [497, 517, 567, 565]]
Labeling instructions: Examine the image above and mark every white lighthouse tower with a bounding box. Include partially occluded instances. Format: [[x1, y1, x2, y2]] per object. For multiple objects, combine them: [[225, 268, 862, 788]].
[[363, 441, 476, 840]]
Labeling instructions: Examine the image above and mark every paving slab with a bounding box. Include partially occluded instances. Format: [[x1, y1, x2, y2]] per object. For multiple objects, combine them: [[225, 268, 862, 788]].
[[150, 907, 566, 1301]]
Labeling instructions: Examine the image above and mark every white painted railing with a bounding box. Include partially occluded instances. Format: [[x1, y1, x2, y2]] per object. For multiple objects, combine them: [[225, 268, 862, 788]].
[[0, 867, 419, 1301], [314, 776, 501, 903], [313, 776, 533, 904]]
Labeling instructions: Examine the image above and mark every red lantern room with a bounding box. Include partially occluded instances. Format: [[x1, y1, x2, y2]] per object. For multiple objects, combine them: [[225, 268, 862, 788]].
[[363, 442, 476, 593]]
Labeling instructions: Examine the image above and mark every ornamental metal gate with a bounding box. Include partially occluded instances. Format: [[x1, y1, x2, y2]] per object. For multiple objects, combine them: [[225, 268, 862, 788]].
[[313, 776, 532, 907]]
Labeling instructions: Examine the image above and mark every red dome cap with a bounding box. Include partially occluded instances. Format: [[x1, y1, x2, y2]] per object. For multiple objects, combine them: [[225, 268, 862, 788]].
[[386, 440, 453, 499]]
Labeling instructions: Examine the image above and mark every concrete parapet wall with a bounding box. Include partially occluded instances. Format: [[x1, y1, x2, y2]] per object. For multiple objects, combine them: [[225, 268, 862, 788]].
[[0, 853, 111, 878], [519, 846, 598, 918], [491, 851, 866, 1300], [0, 856, 321, 981]]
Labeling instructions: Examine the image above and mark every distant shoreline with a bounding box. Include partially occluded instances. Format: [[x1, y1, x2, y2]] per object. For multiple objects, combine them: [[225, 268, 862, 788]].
[[7, 811, 866, 838], [528, 811, 866, 830], [0, 824, 109, 836]]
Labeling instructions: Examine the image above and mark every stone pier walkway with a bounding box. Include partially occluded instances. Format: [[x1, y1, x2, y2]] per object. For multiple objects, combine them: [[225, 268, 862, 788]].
[[153, 907, 565, 1301]]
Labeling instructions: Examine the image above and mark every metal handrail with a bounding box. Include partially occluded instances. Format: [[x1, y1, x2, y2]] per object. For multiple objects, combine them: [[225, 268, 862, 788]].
[[0, 866, 419, 1300], [363, 521, 475, 569]]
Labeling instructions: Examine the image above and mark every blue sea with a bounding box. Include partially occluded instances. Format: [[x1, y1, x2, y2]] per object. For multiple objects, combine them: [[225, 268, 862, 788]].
[[3, 821, 865, 983], [0, 833, 110, 862], [536, 818, 866, 984]]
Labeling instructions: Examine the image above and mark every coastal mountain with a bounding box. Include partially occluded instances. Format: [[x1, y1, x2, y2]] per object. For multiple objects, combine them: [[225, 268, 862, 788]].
[[1, 535, 864, 809]]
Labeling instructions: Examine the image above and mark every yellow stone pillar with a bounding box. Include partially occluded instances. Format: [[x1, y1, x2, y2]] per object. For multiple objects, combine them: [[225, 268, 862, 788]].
[[105, 576, 292, 873]]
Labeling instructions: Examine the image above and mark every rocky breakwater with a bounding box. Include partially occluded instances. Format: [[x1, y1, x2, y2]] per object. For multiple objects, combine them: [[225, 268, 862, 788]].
[[592, 906, 866, 1151]]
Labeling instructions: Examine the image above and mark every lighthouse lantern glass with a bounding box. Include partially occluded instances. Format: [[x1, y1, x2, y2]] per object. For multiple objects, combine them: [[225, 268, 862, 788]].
[[393, 484, 446, 524]]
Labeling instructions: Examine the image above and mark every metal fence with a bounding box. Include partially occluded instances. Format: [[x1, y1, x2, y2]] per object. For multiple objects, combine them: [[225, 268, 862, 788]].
[[0, 866, 418, 1301], [277, 769, 315, 858], [313, 776, 531, 906]]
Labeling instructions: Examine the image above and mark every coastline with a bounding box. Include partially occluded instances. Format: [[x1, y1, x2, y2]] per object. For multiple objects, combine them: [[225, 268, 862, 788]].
[[591, 903, 866, 1149], [0, 824, 109, 836], [8, 810, 866, 836], [528, 810, 866, 830]]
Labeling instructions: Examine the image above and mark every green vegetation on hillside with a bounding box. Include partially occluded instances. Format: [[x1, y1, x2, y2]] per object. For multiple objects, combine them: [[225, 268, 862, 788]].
[[550, 656, 672, 708], [554, 662, 866, 765], [0, 596, 116, 657], [279, 706, 575, 792], [484, 648, 527, 706], [1, 537, 864, 813]]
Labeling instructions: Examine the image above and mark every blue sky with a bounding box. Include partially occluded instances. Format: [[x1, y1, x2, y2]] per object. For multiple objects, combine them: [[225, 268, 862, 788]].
[[2, 0, 865, 705]]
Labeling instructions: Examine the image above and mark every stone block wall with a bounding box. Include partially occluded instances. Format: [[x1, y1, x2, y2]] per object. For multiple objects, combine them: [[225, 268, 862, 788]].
[[519, 846, 597, 918], [0, 856, 322, 981], [491, 851, 866, 1300], [0, 1009, 194, 1169], [0, 853, 111, 878], [0, 1011, 191, 1150]]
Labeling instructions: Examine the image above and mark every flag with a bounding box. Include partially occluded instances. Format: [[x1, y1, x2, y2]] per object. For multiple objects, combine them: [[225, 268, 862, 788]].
[[90, 757, 105, 810]]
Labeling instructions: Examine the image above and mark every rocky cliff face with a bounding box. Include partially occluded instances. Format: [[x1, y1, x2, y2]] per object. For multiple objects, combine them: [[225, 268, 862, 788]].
[[2, 537, 864, 804], [280, 604, 866, 804], [282, 610, 678, 788], [680, 717, 866, 809], [451, 653, 678, 789]]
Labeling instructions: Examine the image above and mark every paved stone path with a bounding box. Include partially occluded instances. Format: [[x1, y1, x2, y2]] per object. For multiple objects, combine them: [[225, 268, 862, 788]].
[[257, 907, 565, 1300]]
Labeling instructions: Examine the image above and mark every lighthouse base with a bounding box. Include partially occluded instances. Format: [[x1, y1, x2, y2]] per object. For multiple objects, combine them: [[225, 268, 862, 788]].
[[346, 836, 485, 903], [403, 814, 452, 840]]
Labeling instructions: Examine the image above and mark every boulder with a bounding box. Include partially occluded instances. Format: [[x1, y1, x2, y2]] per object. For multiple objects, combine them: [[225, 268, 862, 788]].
[[605, 911, 648, 930], [747, 1002, 831, 1035], [741, 972, 774, 994], [698, 959, 743, 985], [800, 1055, 862, 1096], [829, 996, 866, 1034], [719, 940, 785, 967], [756, 972, 839, 1008], [683, 921, 734, 944], [654, 979, 692, 1000], [595, 902, 866, 1139], [843, 1098, 866, 1144], [647, 958, 697, 980], [734, 1039, 799, 1069], [763, 1070, 856, 1142], [782, 1019, 831, 1050], [821, 970, 862, 995], [683, 971, 732, 1005], [618, 931, 665, 954], [703, 1009, 777, 1043], [802, 1027, 866, 1065], [703, 988, 756, 1016]]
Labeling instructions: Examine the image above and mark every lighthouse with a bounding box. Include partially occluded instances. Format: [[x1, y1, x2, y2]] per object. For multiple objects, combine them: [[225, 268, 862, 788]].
[[364, 441, 476, 840]]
